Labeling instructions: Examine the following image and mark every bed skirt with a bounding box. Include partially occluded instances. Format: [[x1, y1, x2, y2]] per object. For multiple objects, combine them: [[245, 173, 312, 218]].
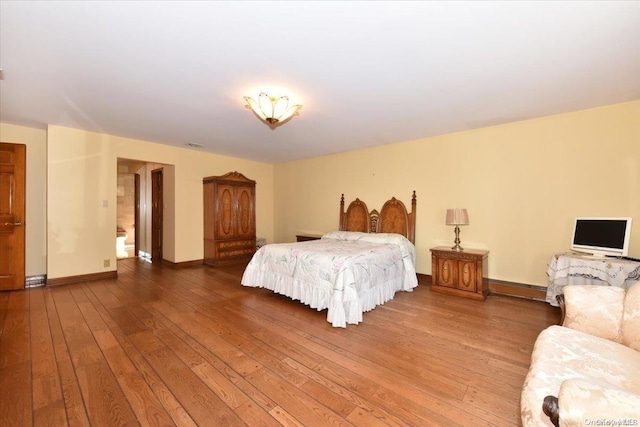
[[241, 269, 415, 328]]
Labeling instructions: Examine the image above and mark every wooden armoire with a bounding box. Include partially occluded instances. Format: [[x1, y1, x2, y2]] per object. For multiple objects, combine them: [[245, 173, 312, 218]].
[[203, 171, 256, 266]]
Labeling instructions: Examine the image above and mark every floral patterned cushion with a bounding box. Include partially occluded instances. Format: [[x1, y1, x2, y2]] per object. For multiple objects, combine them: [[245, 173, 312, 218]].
[[563, 285, 625, 341], [557, 378, 640, 427], [621, 281, 640, 351], [521, 325, 640, 427]]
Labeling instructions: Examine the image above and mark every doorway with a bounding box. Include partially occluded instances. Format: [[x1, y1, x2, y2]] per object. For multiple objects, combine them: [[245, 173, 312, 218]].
[[117, 159, 169, 265], [116, 170, 140, 259]]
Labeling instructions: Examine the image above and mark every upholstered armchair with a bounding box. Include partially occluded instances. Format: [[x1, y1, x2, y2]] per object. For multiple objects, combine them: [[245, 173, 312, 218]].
[[521, 281, 640, 427]]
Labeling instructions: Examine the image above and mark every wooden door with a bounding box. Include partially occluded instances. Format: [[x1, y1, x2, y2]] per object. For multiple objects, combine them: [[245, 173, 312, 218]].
[[151, 168, 163, 262], [0, 143, 26, 291]]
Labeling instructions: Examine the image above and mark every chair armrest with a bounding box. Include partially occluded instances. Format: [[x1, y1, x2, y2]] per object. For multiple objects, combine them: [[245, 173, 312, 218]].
[[555, 379, 640, 426], [621, 280, 640, 351], [563, 285, 625, 341], [556, 294, 565, 325]]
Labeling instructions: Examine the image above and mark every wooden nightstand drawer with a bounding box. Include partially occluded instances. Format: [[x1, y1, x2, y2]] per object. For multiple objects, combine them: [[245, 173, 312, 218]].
[[435, 257, 456, 288]]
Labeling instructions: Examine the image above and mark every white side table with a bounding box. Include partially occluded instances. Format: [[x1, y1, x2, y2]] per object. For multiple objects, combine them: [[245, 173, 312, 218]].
[[546, 253, 640, 306]]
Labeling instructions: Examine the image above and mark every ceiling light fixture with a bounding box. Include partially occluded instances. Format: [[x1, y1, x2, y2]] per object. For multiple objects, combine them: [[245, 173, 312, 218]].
[[244, 92, 302, 129]]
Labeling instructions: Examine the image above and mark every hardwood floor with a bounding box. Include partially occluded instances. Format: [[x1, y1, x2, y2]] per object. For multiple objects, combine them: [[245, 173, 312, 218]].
[[0, 258, 560, 426]]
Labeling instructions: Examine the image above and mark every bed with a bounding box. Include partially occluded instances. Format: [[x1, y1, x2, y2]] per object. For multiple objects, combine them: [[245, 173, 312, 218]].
[[241, 192, 418, 327]]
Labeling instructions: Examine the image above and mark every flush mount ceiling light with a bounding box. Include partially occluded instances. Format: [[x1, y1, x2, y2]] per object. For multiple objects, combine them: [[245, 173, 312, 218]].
[[244, 92, 302, 129]]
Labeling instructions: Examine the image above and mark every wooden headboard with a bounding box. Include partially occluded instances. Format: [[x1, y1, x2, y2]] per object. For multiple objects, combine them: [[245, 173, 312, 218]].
[[339, 191, 417, 244]]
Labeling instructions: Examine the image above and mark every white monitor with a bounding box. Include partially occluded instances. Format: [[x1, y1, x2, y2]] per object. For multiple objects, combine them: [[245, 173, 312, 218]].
[[571, 217, 632, 257]]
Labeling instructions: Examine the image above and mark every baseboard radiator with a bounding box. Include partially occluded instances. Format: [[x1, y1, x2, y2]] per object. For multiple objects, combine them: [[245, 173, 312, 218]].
[[25, 275, 47, 288], [417, 273, 547, 301]]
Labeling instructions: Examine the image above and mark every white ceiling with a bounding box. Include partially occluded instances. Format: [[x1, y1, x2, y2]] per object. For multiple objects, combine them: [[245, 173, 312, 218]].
[[1, 1, 639, 164]]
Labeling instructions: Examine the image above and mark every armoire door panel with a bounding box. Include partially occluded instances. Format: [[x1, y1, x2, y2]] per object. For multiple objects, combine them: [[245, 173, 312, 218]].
[[236, 186, 255, 238], [216, 185, 236, 239]]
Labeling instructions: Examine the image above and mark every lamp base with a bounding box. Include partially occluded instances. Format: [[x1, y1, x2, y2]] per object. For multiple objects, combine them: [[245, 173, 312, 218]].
[[451, 226, 464, 251]]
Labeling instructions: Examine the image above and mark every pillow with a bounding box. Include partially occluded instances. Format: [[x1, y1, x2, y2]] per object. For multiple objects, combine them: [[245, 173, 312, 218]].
[[321, 231, 369, 241], [322, 231, 408, 245], [321, 231, 416, 271]]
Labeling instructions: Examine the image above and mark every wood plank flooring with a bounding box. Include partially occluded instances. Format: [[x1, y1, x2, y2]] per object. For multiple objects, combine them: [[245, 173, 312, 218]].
[[0, 258, 560, 426]]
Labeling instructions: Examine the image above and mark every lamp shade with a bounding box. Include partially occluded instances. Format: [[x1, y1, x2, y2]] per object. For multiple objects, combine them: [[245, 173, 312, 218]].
[[446, 208, 469, 226]]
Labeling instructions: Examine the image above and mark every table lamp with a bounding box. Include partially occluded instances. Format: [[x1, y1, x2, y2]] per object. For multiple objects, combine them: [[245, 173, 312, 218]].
[[446, 208, 469, 251]]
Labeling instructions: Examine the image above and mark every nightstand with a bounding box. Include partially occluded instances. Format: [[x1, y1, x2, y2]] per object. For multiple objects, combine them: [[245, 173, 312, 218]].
[[296, 234, 323, 242], [430, 246, 489, 300]]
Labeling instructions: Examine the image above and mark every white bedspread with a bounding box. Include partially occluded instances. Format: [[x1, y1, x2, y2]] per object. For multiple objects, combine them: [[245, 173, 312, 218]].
[[241, 231, 418, 327]]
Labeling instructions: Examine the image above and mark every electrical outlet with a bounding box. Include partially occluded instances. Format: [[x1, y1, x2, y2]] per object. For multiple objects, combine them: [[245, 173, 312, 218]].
[[104, 259, 110, 268]]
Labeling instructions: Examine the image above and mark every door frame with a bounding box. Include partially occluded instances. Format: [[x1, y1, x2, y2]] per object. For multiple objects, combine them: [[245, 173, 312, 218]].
[[151, 168, 163, 262], [134, 173, 140, 258]]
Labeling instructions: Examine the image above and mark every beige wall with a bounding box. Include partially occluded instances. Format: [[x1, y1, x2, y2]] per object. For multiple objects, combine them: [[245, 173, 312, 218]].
[[0, 123, 48, 277], [47, 125, 274, 279], [3, 100, 639, 285], [274, 101, 640, 287]]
